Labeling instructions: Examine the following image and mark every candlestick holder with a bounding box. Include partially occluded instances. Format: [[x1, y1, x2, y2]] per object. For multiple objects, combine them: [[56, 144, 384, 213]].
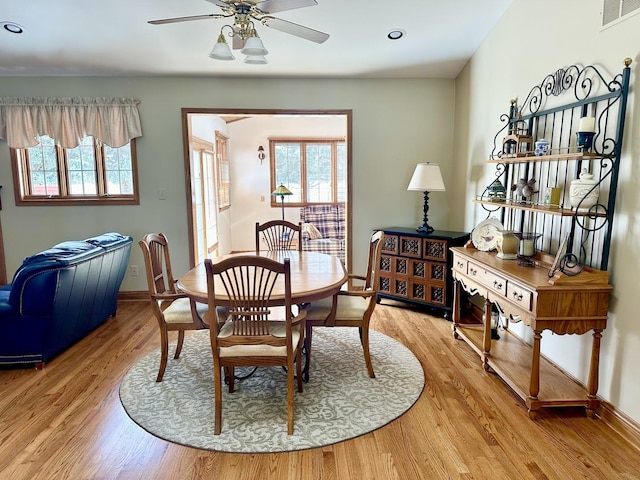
[[576, 131, 595, 152]]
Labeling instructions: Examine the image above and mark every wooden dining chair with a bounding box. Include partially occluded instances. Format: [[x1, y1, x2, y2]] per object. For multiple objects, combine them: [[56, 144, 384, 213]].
[[139, 233, 209, 382], [204, 255, 307, 435], [255, 220, 302, 252], [303, 230, 384, 380]]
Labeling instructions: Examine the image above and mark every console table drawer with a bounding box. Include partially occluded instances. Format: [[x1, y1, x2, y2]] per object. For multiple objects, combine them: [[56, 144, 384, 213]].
[[467, 262, 507, 296], [453, 257, 468, 274], [506, 282, 533, 311]]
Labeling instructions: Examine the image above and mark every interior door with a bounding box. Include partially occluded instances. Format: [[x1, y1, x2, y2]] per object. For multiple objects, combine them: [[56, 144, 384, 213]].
[[190, 137, 218, 264]]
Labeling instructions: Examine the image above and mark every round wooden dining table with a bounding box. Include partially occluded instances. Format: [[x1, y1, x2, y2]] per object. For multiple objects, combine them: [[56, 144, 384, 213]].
[[176, 250, 347, 305]]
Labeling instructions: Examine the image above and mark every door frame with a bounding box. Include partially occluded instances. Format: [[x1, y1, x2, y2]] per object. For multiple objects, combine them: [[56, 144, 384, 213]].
[[181, 108, 352, 270]]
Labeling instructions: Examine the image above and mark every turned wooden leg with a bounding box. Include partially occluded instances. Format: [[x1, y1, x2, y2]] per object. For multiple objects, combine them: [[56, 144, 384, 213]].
[[481, 298, 492, 371], [586, 329, 603, 418], [452, 280, 460, 339], [529, 330, 542, 400]]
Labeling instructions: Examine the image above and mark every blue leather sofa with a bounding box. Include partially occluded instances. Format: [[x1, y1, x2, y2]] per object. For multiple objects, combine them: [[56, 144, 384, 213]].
[[0, 232, 132, 368]]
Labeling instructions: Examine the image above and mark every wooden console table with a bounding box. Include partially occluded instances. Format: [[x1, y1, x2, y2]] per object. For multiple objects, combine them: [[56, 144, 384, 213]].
[[450, 246, 612, 418]]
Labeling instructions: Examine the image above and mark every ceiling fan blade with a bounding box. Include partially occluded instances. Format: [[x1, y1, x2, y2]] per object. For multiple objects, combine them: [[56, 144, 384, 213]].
[[262, 17, 329, 43], [148, 14, 225, 25], [256, 0, 318, 14], [205, 0, 231, 7]]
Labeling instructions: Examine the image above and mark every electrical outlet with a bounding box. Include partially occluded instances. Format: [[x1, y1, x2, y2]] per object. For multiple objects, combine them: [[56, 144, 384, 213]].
[[158, 188, 166, 200], [130, 265, 139, 276]]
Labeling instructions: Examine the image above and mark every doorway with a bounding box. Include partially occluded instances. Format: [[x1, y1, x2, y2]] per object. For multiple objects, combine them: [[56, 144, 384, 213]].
[[181, 109, 352, 269]]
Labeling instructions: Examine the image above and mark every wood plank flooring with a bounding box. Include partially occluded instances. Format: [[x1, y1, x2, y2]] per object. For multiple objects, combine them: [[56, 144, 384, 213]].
[[1, 300, 639, 480]]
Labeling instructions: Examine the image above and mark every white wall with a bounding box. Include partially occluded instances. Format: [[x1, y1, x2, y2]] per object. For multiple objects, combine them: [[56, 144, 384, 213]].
[[456, 0, 640, 422], [0, 76, 456, 291]]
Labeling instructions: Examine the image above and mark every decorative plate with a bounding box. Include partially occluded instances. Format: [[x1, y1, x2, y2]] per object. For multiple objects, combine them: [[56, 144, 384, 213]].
[[471, 218, 504, 251]]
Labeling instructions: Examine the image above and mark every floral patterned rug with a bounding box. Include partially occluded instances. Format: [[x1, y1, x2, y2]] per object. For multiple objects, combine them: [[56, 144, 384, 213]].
[[119, 327, 424, 453]]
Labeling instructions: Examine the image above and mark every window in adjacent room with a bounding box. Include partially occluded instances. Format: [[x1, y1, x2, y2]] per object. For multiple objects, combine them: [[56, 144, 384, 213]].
[[270, 138, 346, 207], [215, 131, 230, 211], [10, 135, 139, 205]]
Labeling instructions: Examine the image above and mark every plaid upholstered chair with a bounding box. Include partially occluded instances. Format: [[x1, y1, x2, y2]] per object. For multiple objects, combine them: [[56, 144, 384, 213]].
[[299, 204, 345, 263]]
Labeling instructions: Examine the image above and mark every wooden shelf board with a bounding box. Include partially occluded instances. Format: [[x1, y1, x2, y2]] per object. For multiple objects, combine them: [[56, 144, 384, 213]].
[[455, 324, 589, 406], [487, 152, 601, 164], [472, 199, 606, 218]]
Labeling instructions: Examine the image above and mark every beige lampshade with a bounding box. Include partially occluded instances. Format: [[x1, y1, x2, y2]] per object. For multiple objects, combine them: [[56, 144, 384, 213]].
[[407, 163, 446, 192]]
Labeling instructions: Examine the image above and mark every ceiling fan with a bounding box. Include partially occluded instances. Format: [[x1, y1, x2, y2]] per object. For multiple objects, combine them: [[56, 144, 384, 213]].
[[148, 0, 330, 53]]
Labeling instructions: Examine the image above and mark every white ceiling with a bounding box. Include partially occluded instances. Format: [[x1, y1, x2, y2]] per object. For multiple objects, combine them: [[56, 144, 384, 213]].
[[0, 0, 512, 79]]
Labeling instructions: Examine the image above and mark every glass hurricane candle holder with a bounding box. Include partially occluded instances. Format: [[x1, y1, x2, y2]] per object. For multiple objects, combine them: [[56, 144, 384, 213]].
[[514, 232, 542, 267]]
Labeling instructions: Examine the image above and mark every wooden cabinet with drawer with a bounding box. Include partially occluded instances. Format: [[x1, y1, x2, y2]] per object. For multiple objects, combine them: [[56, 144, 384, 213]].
[[377, 228, 469, 316], [451, 246, 612, 418]]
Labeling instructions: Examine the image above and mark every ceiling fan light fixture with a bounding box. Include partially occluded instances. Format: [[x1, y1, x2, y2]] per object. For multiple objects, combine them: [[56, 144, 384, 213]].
[[209, 32, 235, 60], [244, 54, 268, 65]]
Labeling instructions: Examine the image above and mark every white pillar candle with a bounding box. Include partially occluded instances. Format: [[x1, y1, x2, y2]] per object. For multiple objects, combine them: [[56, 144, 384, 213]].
[[578, 116, 596, 132]]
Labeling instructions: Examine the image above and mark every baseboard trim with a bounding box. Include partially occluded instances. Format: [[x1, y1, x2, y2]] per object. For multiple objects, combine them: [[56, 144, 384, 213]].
[[118, 291, 148, 301], [599, 401, 640, 452]]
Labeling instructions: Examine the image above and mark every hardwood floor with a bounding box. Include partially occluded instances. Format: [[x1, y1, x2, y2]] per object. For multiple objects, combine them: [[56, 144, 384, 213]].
[[1, 300, 639, 480]]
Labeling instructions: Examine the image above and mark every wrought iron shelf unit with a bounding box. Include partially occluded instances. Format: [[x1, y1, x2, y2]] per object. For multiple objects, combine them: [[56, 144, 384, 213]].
[[479, 58, 632, 275]]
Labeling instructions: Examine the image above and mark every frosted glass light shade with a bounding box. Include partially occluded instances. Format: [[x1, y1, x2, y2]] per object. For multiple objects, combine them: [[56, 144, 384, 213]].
[[244, 55, 268, 64], [407, 163, 446, 191], [241, 36, 268, 56], [209, 34, 235, 60]]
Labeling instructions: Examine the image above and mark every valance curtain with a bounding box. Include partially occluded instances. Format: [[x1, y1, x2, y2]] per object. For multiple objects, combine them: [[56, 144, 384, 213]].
[[0, 97, 142, 149]]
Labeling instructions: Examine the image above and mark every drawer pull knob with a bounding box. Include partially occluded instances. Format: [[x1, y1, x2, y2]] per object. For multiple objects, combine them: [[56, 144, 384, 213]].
[[512, 291, 523, 301], [493, 280, 503, 289], [469, 267, 477, 276], [457, 261, 464, 268]]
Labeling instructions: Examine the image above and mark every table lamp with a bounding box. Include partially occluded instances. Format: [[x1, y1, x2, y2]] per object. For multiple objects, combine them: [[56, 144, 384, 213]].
[[271, 184, 293, 220], [407, 163, 446, 234]]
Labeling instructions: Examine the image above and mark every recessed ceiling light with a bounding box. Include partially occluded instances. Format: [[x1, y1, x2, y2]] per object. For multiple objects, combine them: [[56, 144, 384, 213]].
[[387, 29, 406, 40], [2, 22, 24, 34]]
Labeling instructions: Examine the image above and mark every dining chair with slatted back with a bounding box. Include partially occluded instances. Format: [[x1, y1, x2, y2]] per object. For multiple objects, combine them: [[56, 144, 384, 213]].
[[139, 233, 208, 382], [255, 220, 302, 252], [303, 230, 384, 380], [205, 255, 307, 435]]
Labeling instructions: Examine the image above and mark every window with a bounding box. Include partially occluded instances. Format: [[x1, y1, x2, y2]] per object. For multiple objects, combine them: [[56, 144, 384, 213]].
[[215, 131, 230, 211], [270, 138, 346, 206], [10, 135, 139, 205]]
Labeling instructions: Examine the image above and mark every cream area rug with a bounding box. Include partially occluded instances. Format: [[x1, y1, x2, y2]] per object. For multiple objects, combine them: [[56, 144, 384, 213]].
[[119, 327, 424, 453]]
